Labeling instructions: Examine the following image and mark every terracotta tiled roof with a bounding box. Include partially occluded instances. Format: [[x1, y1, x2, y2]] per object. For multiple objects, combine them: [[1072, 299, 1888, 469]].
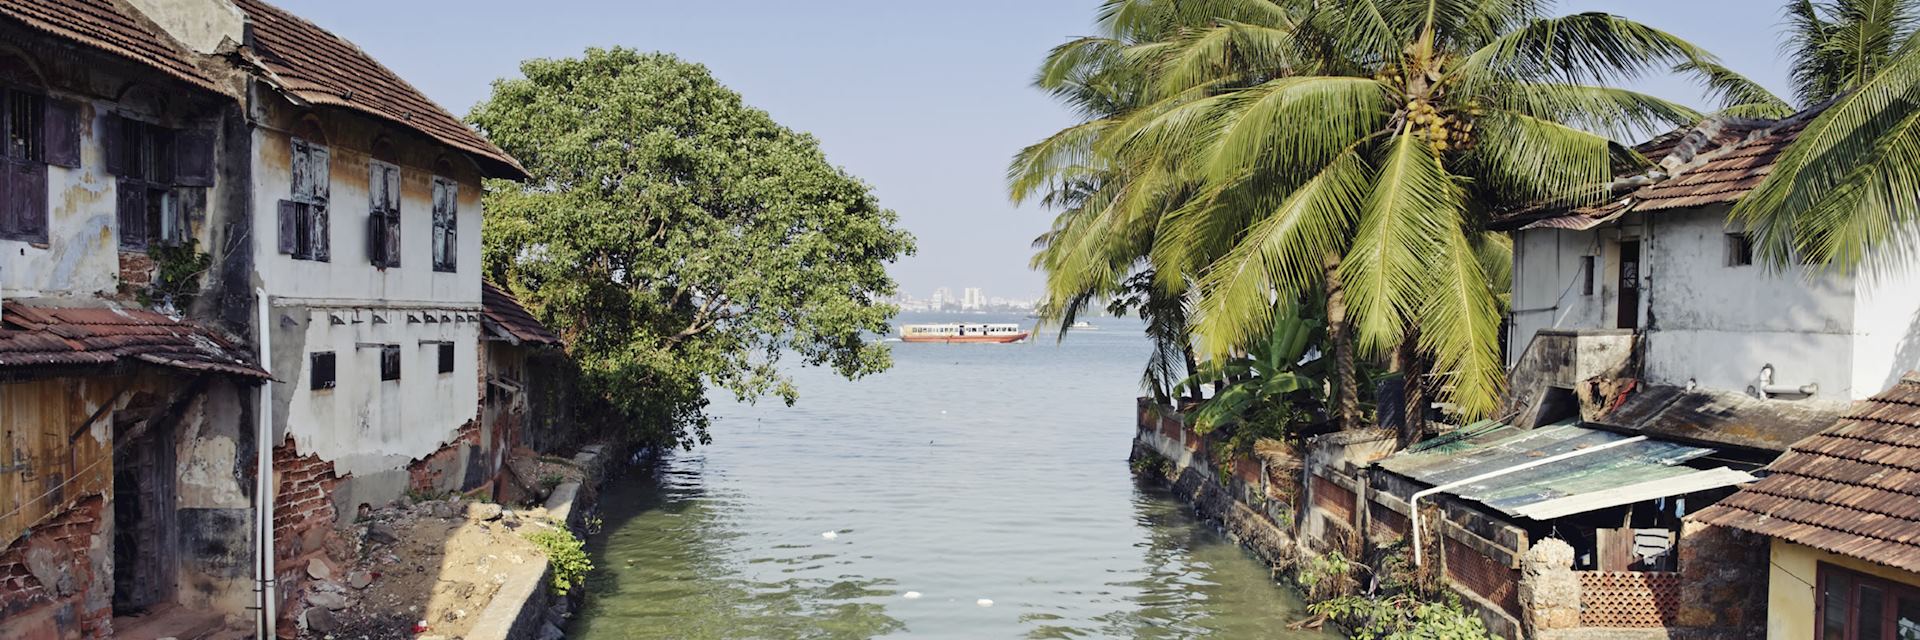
[[0, 0, 221, 92], [1690, 373, 1920, 573], [0, 300, 267, 379], [1632, 119, 1806, 212], [481, 283, 562, 347], [231, 0, 528, 180]]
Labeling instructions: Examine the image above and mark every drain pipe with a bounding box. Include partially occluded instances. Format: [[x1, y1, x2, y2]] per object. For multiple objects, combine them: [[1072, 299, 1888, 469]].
[[255, 288, 277, 638], [1408, 435, 1647, 567]]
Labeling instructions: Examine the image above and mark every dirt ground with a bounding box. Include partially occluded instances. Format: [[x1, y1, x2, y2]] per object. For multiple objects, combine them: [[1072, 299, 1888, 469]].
[[301, 499, 559, 640]]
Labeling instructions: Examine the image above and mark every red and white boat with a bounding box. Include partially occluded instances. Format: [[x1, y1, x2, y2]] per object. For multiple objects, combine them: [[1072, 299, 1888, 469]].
[[899, 323, 1029, 343]]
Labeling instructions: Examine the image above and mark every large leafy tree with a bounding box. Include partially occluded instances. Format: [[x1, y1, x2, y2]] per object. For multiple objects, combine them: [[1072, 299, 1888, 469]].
[[471, 48, 915, 448], [1017, 0, 1705, 429]]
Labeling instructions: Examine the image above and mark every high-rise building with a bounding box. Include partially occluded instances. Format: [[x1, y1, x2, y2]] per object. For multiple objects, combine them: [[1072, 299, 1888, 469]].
[[931, 287, 952, 311], [962, 288, 985, 311]]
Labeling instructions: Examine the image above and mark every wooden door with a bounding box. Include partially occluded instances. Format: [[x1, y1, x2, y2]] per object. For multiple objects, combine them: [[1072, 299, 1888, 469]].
[[1617, 240, 1641, 330], [112, 415, 177, 614]]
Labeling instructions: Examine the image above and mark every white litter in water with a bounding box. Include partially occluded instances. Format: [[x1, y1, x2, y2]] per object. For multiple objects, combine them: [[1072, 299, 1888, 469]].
[[976, 599, 994, 607], [902, 591, 922, 599], [821, 531, 838, 540]]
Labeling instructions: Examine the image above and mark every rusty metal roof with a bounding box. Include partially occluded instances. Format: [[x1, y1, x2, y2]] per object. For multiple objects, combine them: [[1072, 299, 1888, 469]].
[[231, 0, 529, 180], [1380, 421, 1756, 521], [1691, 374, 1920, 574], [1585, 384, 1847, 454], [0, 0, 223, 92], [0, 299, 266, 379], [481, 283, 562, 347]]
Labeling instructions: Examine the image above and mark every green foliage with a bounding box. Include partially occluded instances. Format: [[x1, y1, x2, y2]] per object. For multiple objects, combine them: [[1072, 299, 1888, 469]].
[[1181, 299, 1325, 444], [1309, 592, 1492, 640], [1129, 454, 1170, 477], [527, 527, 593, 596], [469, 48, 914, 448], [1294, 549, 1357, 602], [138, 240, 212, 310], [1015, 0, 1713, 419]]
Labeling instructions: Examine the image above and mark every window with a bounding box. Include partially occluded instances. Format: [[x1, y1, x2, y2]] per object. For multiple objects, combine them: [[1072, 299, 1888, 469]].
[[1817, 563, 1920, 640], [368, 159, 401, 268], [1726, 233, 1754, 267], [1580, 256, 1596, 296], [310, 352, 336, 390], [379, 344, 400, 381], [431, 172, 457, 272], [0, 84, 68, 243], [437, 343, 455, 374], [278, 136, 330, 261]]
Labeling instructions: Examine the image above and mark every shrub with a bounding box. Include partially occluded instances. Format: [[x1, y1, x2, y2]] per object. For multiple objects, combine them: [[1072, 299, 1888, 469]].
[[527, 527, 593, 595]]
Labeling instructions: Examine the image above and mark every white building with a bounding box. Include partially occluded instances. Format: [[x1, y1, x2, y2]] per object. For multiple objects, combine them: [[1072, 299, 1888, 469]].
[[962, 287, 985, 311], [1499, 113, 1920, 412], [931, 287, 952, 311]]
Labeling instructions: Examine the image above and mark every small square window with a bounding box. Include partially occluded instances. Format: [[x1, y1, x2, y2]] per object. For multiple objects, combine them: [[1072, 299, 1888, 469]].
[[1580, 256, 1596, 296], [310, 352, 336, 390], [380, 344, 400, 381], [438, 343, 455, 374], [1726, 233, 1754, 267]]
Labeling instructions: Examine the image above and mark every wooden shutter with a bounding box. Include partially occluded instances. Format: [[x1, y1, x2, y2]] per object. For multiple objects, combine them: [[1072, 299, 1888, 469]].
[[308, 146, 330, 202], [101, 114, 126, 176], [173, 125, 215, 187], [117, 180, 146, 250], [367, 211, 385, 267], [41, 100, 80, 168], [10, 163, 48, 242], [277, 199, 298, 254], [384, 167, 400, 267], [310, 204, 329, 262]]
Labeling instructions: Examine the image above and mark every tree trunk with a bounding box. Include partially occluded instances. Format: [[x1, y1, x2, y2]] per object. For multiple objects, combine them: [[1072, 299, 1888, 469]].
[[1325, 254, 1360, 431], [1397, 327, 1427, 448], [1183, 347, 1204, 403]]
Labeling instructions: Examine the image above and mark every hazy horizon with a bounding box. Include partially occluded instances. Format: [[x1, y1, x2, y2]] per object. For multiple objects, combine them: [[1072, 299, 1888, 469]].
[[273, 0, 1795, 302]]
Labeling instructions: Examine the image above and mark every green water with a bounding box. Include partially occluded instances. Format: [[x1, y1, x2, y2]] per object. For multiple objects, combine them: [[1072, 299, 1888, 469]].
[[571, 314, 1325, 639]]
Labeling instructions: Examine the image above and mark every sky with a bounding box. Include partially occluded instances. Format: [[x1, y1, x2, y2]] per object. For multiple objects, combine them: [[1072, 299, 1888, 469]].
[[274, 0, 1796, 302]]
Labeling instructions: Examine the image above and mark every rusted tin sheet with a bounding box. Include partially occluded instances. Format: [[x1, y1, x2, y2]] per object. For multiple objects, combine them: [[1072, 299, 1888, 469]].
[[1692, 373, 1920, 574], [1, 299, 266, 378]]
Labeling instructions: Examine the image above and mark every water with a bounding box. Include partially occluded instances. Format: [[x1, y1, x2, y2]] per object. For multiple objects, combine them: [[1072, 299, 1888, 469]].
[[572, 313, 1324, 639]]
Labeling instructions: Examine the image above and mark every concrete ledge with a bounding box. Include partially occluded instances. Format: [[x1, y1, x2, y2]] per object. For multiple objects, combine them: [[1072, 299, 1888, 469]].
[[467, 556, 553, 640]]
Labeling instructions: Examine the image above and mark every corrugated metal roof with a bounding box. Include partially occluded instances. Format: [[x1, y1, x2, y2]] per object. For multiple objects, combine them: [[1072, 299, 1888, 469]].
[[481, 283, 562, 347], [0, 299, 266, 378], [1690, 373, 1920, 574], [1379, 422, 1757, 521], [231, 0, 529, 180], [1586, 384, 1846, 453]]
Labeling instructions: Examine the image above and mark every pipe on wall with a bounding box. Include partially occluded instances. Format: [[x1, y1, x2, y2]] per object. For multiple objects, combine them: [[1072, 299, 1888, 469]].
[[255, 288, 276, 639]]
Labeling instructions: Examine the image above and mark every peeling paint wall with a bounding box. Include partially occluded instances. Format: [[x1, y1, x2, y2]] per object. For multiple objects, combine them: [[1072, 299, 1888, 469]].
[[250, 88, 488, 514], [1509, 207, 1920, 401]]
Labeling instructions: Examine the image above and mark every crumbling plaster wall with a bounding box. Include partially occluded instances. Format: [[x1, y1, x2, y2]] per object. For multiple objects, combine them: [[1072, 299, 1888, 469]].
[[253, 89, 488, 517], [1508, 226, 1627, 369], [0, 31, 228, 300]]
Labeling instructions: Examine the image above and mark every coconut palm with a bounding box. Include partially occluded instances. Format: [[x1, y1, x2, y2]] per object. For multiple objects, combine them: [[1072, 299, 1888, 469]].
[[1098, 0, 1704, 426], [1678, 0, 1918, 120], [1720, 0, 1920, 270]]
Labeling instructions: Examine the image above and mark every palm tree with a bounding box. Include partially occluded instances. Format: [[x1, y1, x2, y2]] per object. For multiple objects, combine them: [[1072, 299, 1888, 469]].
[[1679, 0, 1917, 120], [1095, 1, 1704, 429], [1719, 0, 1920, 270]]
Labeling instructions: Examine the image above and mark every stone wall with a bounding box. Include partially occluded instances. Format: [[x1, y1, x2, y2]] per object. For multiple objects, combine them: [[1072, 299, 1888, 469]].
[[0, 495, 112, 640]]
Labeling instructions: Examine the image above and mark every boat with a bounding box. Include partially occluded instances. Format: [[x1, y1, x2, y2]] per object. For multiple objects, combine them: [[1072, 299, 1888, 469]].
[[899, 323, 1030, 343], [1069, 321, 1097, 330]]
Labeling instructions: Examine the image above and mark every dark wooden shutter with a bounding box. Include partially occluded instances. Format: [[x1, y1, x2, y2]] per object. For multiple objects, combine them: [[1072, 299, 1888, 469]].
[[277, 199, 298, 254], [173, 126, 215, 187], [101, 114, 126, 176], [310, 204, 329, 262], [367, 211, 385, 267], [384, 167, 400, 267], [117, 180, 146, 250], [308, 146, 330, 202], [42, 100, 80, 168], [11, 163, 48, 242]]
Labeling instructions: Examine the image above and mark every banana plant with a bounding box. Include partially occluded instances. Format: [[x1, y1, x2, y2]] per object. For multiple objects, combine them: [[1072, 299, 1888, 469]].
[[1180, 299, 1328, 436]]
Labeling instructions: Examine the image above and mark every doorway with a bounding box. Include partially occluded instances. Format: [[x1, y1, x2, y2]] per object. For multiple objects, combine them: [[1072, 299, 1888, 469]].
[[1617, 240, 1641, 330], [112, 410, 178, 615]]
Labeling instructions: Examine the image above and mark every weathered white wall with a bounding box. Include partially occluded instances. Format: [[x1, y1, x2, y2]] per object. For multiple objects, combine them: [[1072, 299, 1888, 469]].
[[1641, 208, 1859, 397], [1507, 206, 1920, 401], [252, 92, 486, 497], [2, 101, 132, 298]]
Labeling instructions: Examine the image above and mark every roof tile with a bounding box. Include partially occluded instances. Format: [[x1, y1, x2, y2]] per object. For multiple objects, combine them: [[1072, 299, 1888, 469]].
[[0, 300, 266, 378]]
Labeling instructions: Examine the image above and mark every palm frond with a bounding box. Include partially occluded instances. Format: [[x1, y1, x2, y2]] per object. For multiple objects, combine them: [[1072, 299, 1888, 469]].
[[1467, 108, 1621, 206], [1341, 129, 1462, 355], [1488, 82, 1703, 141], [1417, 228, 1507, 419], [1454, 12, 1715, 90], [1673, 60, 1796, 118]]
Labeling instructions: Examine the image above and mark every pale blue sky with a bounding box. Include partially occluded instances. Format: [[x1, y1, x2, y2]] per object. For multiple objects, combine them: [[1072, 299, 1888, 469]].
[[275, 0, 1794, 301]]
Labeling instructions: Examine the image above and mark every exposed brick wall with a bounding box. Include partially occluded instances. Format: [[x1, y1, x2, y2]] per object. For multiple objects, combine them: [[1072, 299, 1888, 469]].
[[0, 495, 111, 640], [407, 419, 480, 494], [1370, 501, 1409, 542], [1445, 536, 1521, 618], [1312, 473, 1357, 527], [272, 441, 341, 636], [118, 251, 155, 289]]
